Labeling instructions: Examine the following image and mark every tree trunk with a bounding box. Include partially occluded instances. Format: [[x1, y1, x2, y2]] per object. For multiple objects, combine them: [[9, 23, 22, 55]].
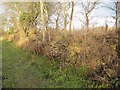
[[69, 1, 74, 32], [64, 1, 67, 31], [86, 14, 89, 31], [40, 1, 45, 41], [115, 0, 118, 31], [56, 14, 59, 31]]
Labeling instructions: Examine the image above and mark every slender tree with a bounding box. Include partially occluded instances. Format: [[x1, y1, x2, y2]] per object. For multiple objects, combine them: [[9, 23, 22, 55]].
[[115, 0, 119, 31], [79, 0, 100, 31], [55, 3, 62, 31], [105, 0, 119, 31], [69, 0, 74, 31], [64, 0, 67, 31], [40, 1, 45, 41]]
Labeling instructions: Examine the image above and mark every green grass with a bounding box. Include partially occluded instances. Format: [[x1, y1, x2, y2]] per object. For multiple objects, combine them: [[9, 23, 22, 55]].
[[2, 40, 94, 88]]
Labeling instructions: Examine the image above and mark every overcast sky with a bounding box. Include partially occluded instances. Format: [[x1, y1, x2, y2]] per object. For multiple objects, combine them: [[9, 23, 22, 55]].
[[71, 0, 116, 29]]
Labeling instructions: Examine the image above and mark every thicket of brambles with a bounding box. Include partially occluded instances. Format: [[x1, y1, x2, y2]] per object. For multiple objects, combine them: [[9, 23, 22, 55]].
[[1, 0, 120, 88]]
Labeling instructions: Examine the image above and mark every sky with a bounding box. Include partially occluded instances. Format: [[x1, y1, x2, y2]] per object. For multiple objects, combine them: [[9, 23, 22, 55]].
[[71, 0, 116, 29], [0, 0, 118, 29], [0, 3, 4, 14]]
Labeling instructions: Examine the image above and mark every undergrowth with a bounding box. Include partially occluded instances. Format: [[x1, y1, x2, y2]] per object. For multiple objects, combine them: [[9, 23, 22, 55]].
[[2, 29, 120, 88], [2, 40, 110, 88]]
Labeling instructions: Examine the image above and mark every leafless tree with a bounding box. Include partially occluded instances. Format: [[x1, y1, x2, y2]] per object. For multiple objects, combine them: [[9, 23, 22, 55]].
[[54, 2, 62, 31], [69, 0, 74, 31], [104, 0, 119, 31], [64, 1, 67, 31], [79, 0, 100, 31]]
